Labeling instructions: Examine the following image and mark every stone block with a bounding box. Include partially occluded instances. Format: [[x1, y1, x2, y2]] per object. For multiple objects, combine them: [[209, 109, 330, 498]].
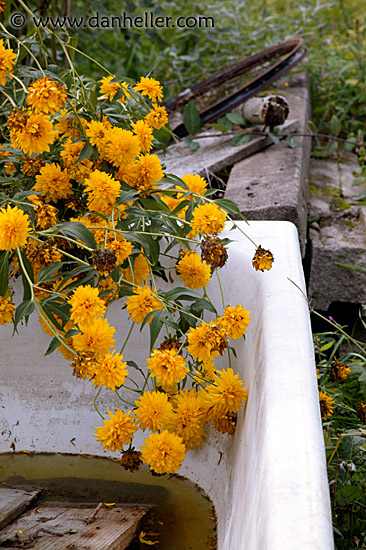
[[307, 154, 366, 309]]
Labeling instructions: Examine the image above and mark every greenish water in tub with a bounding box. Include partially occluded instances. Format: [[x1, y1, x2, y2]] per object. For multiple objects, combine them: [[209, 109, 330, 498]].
[[0, 453, 217, 549]]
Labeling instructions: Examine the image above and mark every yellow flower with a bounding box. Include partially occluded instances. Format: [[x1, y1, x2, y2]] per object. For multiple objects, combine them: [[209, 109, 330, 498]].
[[60, 139, 93, 182], [131, 119, 154, 153], [134, 390, 173, 432], [73, 317, 116, 357], [21, 157, 44, 177], [84, 169, 121, 215], [55, 108, 85, 139], [134, 76, 163, 103], [319, 390, 335, 420], [101, 127, 141, 168], [120, 253, 149, 286], [16, 112, 57, 155], [190, 203, 226, 237], [176, 251, 211, 290], [144, 104, 168, 130], [146, 349, 188, 391], [115, 162, 139, 187], [71, 351, 98, 379], [252, 245, 274, 272], [85, 119, 111, 148], [203, 368, 248, 419], [179, 174, 208, 198], [141, 429, 186, 474], [126, 286, 162, 325], [168, 390, 205, 450], [99, 75, 130, 102], [0, 296, 15, 326], [94, 408, 137, 452], [27, 76, 67, 114], [133, 154, 164, 193], [34, 163, 72, 202], [0, 39, 16, 86], [0, 1, 6, 16], [187, 321, 227, 362], [25, 240, 62, 280], [69, 284, 106, 326], [213, 412, 237, 435], [218, 305, 251, 340], [92, 351, 128, 390], [108, 238, 133, 265], [34, 202, 58, 230], [0, 205, 31, 250], [97, 276, 117, 305]]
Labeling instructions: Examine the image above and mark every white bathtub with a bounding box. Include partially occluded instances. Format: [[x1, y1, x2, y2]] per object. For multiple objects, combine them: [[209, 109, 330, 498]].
[[0, 221, 334, 549]]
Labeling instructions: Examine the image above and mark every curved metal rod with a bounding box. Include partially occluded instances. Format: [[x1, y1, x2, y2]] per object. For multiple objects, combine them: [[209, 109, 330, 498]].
[[164, 37, 307, 140]]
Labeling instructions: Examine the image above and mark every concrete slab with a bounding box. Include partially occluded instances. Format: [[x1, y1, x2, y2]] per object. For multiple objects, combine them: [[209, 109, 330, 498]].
[[224, 72, 311, 255], [307, 153, 366, 310], [159, 119, 299, 179]]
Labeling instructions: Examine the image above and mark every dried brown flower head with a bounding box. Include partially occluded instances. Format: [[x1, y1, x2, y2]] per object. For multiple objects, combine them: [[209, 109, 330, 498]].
[[159, 336, 182, 354], [120, 448, 143, 472], [200, 236, 228, 269], [329, 357, 351, 383], [93, 248, 117, 274]]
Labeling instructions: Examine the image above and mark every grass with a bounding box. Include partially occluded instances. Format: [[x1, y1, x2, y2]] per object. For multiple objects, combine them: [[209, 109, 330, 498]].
[[314, 313, 366, 549], [21, 0, 365, 141]]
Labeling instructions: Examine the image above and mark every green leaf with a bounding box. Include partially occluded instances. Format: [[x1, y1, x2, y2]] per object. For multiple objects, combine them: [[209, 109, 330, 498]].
[[68, 36, 78, 61], [118, 188, 139, 203], [150, 310, 165, 349], [43, 301, 70, 323], [58, 222, 97, 249], [184, 136, 200, 151], [14, 300, 35, 328], [326, 140, 338, 154], [16, 249, 34, 303], [331, 115, 341, 137], [164, 286, 199, 302], [214, 198, 242, 217], [0, 251, 9, 297], [37, 262, 68, 284], [345, 137, 358, 152], [75, 141, 94, 164], [183, 102, 201, 136], [190, 298, 217, 316], [268, 132, 281, 146], [232, 134, 251, 146], [308, 120, 317, 134], [226, 112, 246, 125], [44, 336, 62, 356], [287, 135, 299, 148]]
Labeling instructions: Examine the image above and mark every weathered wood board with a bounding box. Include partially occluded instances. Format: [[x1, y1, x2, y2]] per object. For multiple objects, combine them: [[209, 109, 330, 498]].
[[0, 503, 150, 549], [0, 487, 40, 529]]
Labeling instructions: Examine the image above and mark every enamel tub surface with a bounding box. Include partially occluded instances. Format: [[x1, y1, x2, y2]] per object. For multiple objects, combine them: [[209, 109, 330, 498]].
[[0, 221, 334, 549]]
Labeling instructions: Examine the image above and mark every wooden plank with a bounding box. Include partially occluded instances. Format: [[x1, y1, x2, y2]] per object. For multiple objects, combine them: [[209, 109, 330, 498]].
[[0, 504, 150, 549], [0, 487, 40, 530], [159, 118, 299, 179]]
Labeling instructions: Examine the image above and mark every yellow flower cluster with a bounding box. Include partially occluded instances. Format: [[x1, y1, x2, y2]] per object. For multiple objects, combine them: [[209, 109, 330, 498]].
[[1, 57, 275, 479]]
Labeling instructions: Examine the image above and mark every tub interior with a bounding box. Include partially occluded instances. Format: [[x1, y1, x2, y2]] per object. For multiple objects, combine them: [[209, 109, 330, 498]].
[[0, 221, 334, 550]]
